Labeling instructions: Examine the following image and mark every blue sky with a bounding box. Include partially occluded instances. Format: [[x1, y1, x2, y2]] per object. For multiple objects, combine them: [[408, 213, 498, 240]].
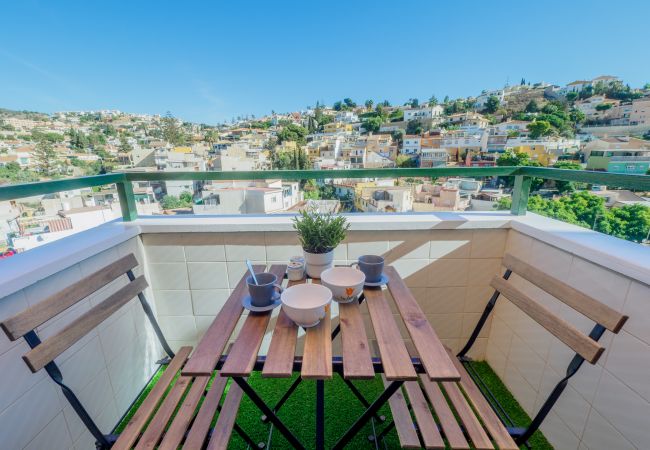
[[1, 0, 648, 124]]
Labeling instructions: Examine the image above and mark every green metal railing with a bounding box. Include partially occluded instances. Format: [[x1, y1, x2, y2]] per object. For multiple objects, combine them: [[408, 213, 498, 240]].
[[1, 167, 648, 220]]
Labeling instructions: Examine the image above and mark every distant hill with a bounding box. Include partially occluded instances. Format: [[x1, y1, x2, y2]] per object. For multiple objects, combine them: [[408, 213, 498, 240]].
[[0, 108, 51, 121]]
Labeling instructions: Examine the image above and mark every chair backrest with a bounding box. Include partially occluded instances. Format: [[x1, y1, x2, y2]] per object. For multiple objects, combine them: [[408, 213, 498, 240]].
[[0, 253, 147, 373], [492, 253, 628, 364]]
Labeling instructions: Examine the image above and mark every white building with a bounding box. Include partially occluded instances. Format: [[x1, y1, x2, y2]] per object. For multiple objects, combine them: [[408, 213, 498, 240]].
[[403, 105, 444, 121], [402, 136, 421, 155], [334, 111, 359, 123]]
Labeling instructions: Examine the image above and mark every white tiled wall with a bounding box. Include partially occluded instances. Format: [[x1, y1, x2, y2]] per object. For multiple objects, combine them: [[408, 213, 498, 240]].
[[143, 229, 507, 359], [486, 230, 650, 450], [0, 237, 163, 450]]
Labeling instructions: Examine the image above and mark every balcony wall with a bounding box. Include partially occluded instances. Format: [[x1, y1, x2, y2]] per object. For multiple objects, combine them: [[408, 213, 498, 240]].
[[0, 235, 162, 450], [486, 230, 650, 450], [0, 212, 648, 450], [142, 227, 507, 359]]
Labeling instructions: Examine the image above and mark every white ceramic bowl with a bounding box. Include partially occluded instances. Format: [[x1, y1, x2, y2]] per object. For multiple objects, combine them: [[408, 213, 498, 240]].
[[281, 283, 332, 327], [320, 267, 366, 303]]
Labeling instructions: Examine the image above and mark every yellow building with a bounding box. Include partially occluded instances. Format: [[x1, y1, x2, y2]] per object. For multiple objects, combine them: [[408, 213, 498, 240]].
[[323, 122, 353, 133], [508, 145, 553, 166], [173, 146, 193, 154]]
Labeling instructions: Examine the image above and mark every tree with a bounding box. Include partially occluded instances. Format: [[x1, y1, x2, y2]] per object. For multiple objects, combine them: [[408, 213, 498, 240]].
[[364, 99, 374, 110], [565, 92, 578, 103], [162, 112, 186, 146], [204, 129, 219, 149], [496, 151, 543, 189], [396, 155, 417, 168], [484, 95, 500, 114], [407, 98, 419, 108], [443, 95, 450, 104], [525, 100, 539, 113], [552, 161, 582, 193], [333, 101, 344, 111], [429, 95, 438, 106], [521, 78, 526, 85], [406, 120, 423, 135], [362, 116, 382, 134], [179, 191, 193, 205], [343, 98, 356, 108], [33, 139, 57, 175], [527, 120, 553, 139], [119, 136, 133, 153], [391, 129, 404, 145], [277, 124, 308, 145]]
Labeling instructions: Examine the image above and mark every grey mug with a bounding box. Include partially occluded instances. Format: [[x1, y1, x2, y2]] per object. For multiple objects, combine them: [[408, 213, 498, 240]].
[[353, 255, 384, 283], [247, 272, 283, 307]]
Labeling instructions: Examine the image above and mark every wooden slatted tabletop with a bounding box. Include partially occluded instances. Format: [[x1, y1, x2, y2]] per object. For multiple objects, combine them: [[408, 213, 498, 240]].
[[184, 263, 457, 385]]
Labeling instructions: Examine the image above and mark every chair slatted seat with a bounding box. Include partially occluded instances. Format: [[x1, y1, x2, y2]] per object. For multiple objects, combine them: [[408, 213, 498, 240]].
[[385, 373, 518, 450]]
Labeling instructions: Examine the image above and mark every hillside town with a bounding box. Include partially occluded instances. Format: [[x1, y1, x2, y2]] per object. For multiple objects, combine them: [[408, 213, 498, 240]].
[[1, 75, 649, 254]]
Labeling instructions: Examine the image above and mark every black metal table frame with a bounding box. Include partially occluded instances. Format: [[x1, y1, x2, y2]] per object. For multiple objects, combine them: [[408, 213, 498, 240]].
[[215, 355, 427, 450], [216, 289, 428, 449]]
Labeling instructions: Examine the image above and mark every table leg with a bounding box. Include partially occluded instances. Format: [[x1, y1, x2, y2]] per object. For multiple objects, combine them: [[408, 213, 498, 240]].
[[232, 377, 305, 450], [316, 379, 325, 450], [332, 380, 404, 450], [261, 375, 303, 423]]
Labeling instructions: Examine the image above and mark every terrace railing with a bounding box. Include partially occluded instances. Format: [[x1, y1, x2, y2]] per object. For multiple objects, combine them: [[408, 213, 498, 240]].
[[0, 167, 649, 220]]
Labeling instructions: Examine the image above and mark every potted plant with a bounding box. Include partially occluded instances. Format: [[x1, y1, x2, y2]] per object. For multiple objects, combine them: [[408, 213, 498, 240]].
[[292, 209, 349, 278]]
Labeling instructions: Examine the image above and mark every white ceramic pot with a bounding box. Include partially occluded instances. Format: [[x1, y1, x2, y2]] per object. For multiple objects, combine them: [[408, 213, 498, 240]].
[[303, 249, 334, 279]]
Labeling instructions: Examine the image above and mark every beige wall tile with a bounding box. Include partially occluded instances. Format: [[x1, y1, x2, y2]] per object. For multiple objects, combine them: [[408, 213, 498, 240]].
[[527, 240, 573, 281], [428, 259, 469, 287], [568, 257, 631, 312], [23, 411, 72, 450], [592, 370, 650, 449], [224, 233, 266, 261], [184, 245, 226, 262], [605, 331, 650, 403], [471, 229, 507, 258], [226, 260, 267, 288], [0, 290, 29, 355], [159, 315, 197, 342], [429, 229, 472, 259], [191, 289, 231, 316], [504, 230, 533, 260], [148, 262, 189, 290], [0, 379, 62, 450], [503, 360, 537, 415], [485, 343, 508, 378], [464, 285, 493, 313], [622, 281, 650, 345], [386, 230, 431, 260], [581, 408, 636, 450], [467, 258, 502, 286], [153, 290, 193, 316], [144, 244, 185, 263], [391, 258, 431, 287], [187, 262, 229, 289], [415, 287, 466, 314], [539, 410, 580, 450], [508, 334, 546, 390]]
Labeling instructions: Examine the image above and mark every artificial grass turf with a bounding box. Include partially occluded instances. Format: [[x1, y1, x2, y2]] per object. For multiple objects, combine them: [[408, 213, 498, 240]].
[[114, 361, 553, 449]]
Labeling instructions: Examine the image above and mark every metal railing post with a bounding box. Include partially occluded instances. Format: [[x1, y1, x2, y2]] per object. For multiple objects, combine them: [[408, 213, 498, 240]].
[[511, 175, 531, 216], [116, 178, 138, 221]]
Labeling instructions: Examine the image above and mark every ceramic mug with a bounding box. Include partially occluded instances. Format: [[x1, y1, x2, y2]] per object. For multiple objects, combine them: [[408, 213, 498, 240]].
[[352, 255, 384, 283], [247, 272, 283, 307]]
